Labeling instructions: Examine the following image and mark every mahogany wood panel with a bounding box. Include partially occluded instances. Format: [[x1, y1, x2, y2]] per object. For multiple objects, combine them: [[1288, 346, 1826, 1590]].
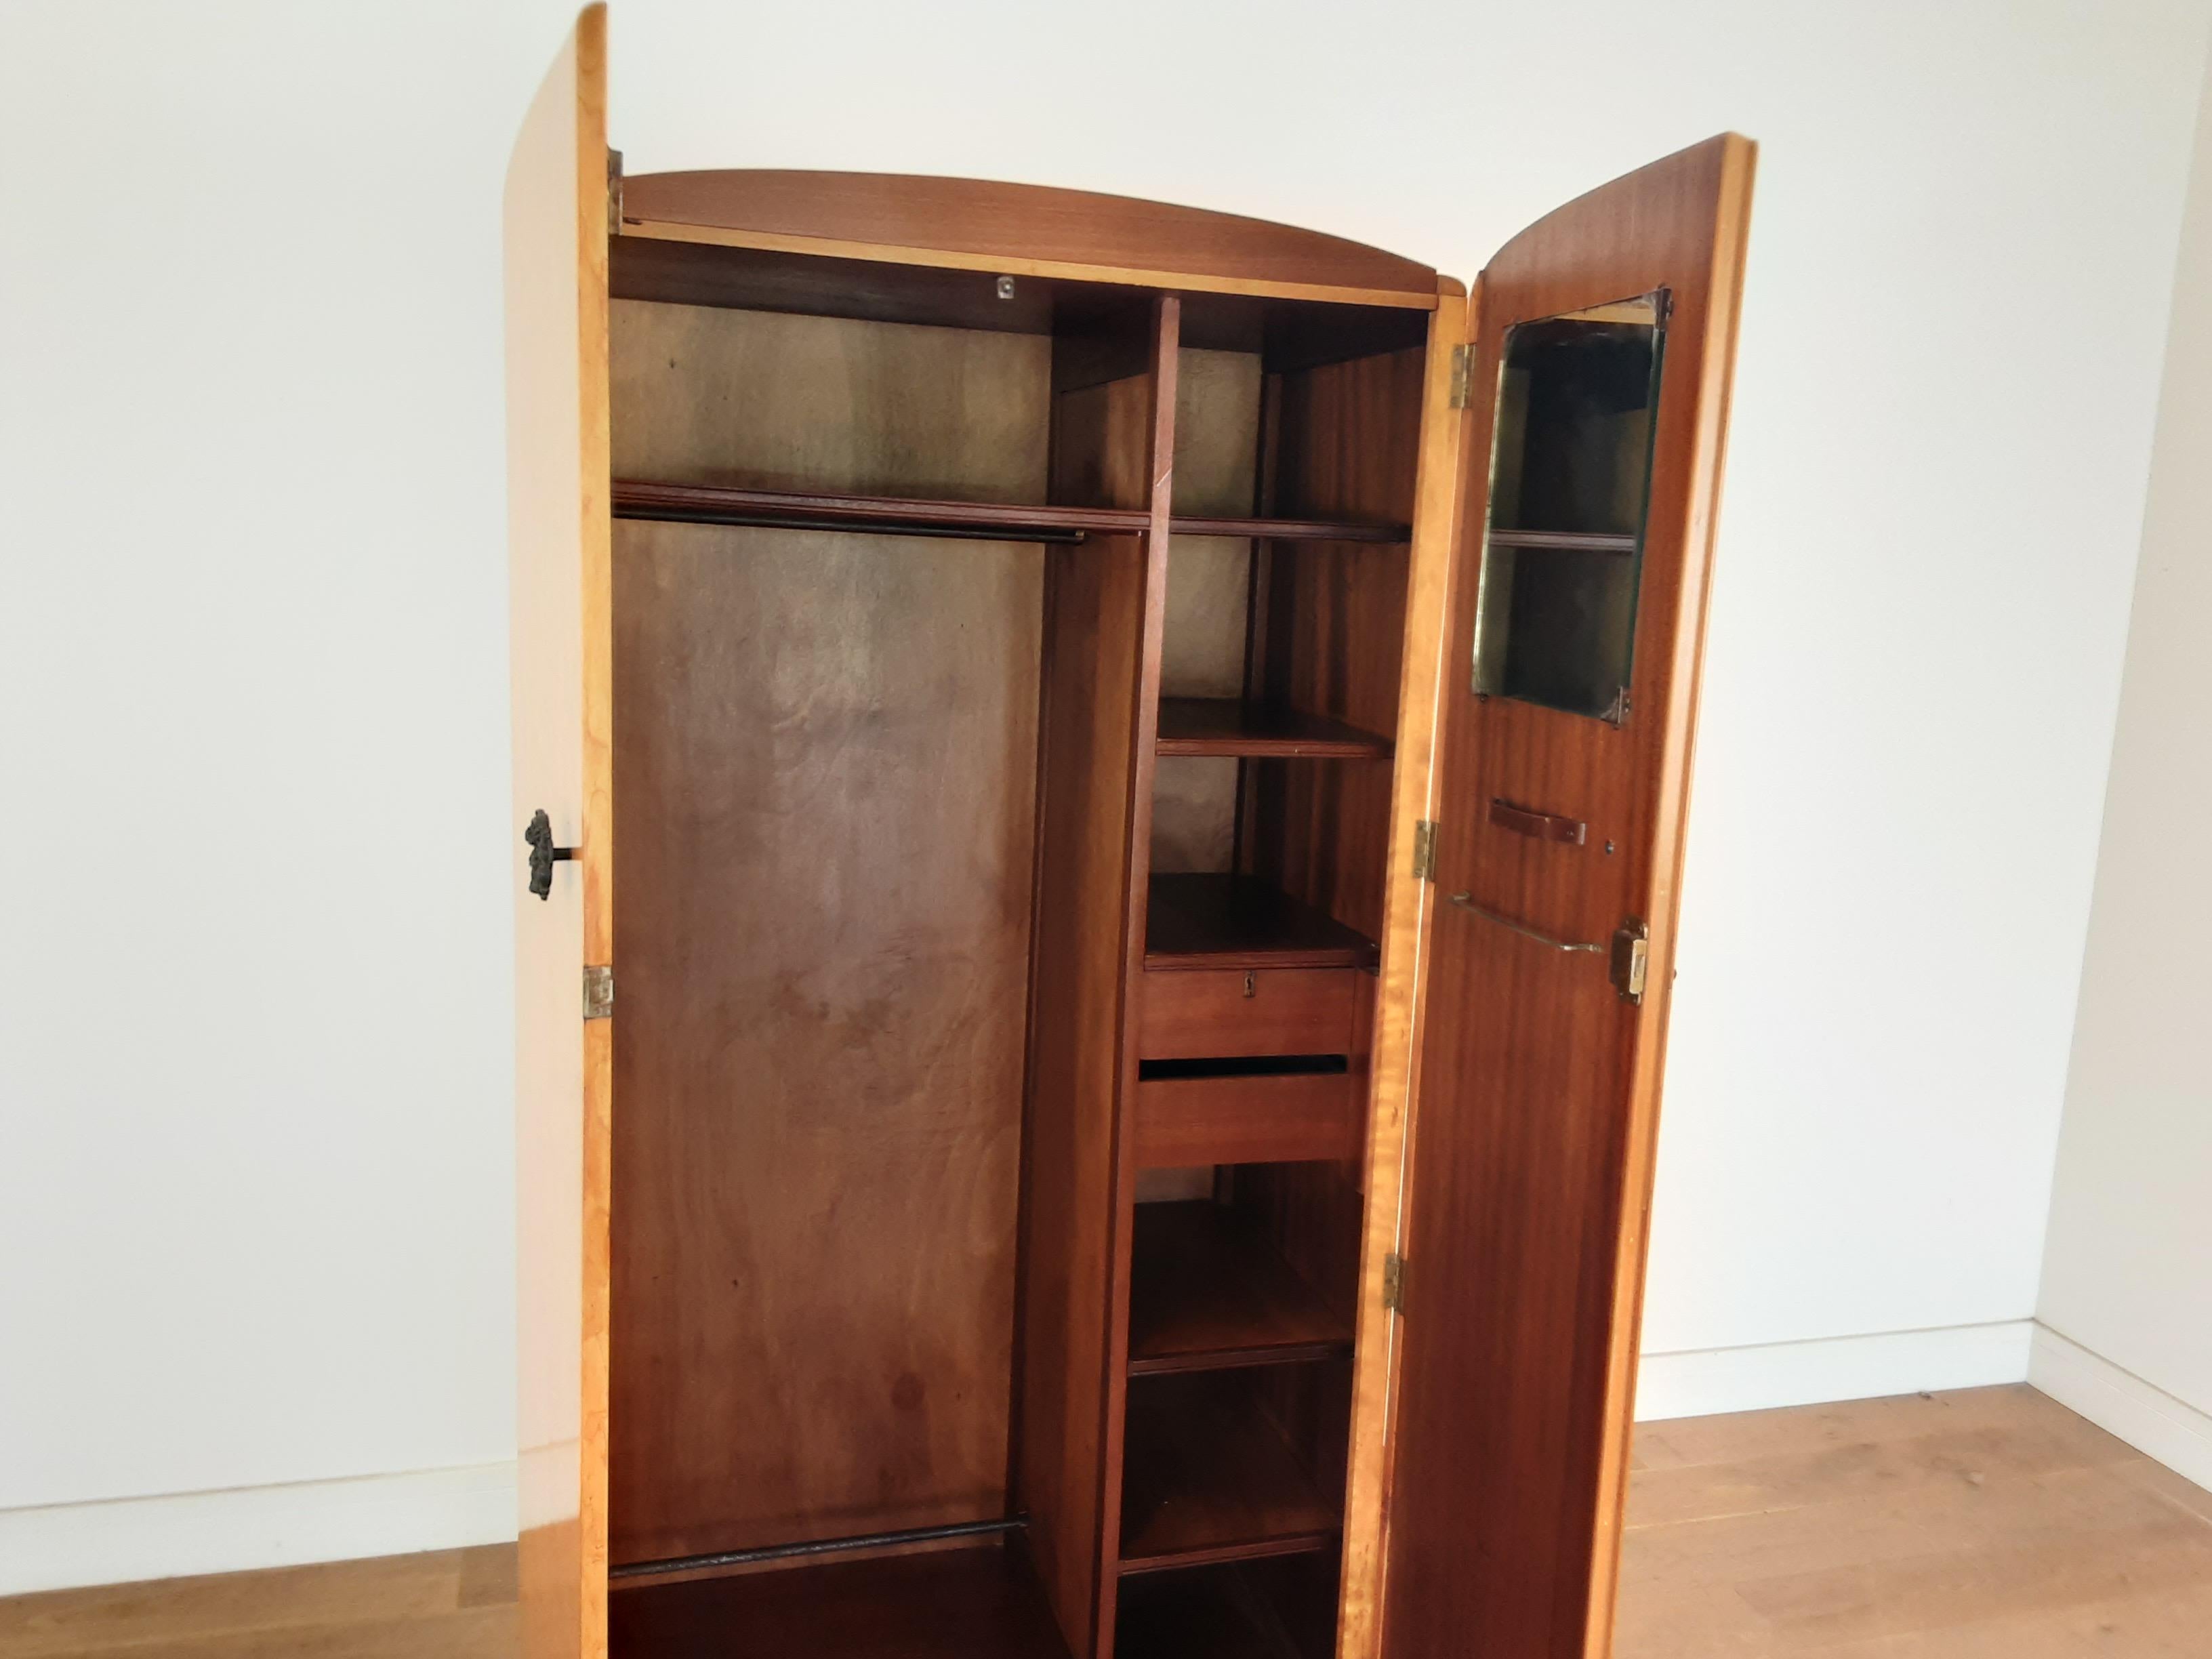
[[504, 10, 611, 1658], [610, 518, 1039, 1565], [1155, 699, 1393, 760], [1333, 282, 1468, 1659], [1133, 1072, 1361, 1170], [1136, 967, 1358, 1061], [1120, 1372, 1343, 1572], [1144, 874, 1376, 971], [1023, 306, 1179, 1656], [1019, 527, 1149, 1656], [607, 304, 1049, 1567], [1014, 298, 1183, 1659], [608, 1544, 1071, 1658], [620, 171, 1438, 306], [1379, 136, 1757, 1659], [1126, 1201, 1353, 1374]]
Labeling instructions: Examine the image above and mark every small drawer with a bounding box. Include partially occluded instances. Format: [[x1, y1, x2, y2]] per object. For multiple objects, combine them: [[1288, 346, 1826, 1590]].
[[1137, 966, 1358, 1060], [1133, 1067, 1361, 1169]]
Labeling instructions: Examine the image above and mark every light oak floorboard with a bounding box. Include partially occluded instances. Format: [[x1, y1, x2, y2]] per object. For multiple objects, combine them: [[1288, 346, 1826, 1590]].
[[1617, 1385, 2212, 1657], [5, 1388, 2205, 1656]]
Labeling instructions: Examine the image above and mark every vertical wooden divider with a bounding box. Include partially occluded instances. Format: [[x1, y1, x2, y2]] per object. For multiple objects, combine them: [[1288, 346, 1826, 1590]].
[[1019, 297, 1179, 1658], [1334, 281, 1469, 1659], [1097, 297, 1180, 1658]]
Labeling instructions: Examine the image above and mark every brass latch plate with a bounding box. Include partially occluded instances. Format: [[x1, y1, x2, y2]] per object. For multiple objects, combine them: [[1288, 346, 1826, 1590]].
[[1382, 1252, 1407, 1314], [1411, 820, 1439, 883], [1448, 344, 1475, 409], [1610, 922, 1649, 1004], [583, 964, 615, 1021]]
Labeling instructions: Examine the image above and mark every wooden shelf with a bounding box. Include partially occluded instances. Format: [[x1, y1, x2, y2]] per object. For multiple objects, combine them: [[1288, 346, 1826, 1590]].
[[613, 479, 1147, 544], [1144, 874, 1377, 972], [613, 480, 1408, 546], [1155, 699, 1392, 760], [609, 1540, 1071, 1658], [1119, 1372, 1340, 1574], [1172, 512, 1408, 542], [1129, 1202, 1353, 1374], [1487, 527, 1639, 553]]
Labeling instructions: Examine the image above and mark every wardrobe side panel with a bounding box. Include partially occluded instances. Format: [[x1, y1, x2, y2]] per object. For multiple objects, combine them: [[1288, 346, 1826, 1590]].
[[607, 304, 1048, 1566], [1020, 533, 1150, 1651], [506, 9, 611, 1658]]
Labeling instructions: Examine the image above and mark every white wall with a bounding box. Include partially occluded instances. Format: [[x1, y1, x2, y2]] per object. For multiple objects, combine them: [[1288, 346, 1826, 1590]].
[[2033, 35, 2212, 1492], [2, 0, 2207, 1592]]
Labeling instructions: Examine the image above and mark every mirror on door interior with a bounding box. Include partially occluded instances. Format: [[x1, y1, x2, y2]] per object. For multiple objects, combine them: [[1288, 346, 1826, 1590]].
[[1472, 292, 1667, 722]]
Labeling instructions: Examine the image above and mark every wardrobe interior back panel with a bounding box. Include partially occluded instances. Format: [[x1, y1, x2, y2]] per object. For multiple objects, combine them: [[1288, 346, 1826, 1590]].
[[608, 300, 1050, 1565]]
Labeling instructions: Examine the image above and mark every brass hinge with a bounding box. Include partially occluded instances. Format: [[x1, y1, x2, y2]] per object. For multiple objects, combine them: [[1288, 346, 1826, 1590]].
[[1610, 921, 1649, 1004], [607, 148, 624, 235], [583, 964, 615, 1021], [1382, 1252, 1408, 1314], [1448, 344, 1475, 409], [1410, 820, 1439, 883]]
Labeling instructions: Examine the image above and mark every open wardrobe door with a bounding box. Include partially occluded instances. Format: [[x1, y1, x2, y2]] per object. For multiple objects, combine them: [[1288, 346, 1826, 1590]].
[[506, 7, 613, 1658], [1378, 136, 1755, 1659]]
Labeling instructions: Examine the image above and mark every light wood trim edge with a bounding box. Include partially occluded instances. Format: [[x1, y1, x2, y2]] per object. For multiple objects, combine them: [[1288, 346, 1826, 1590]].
[[619, 218, 1441, 312], [1578, 134, 1758, 1659], [1334, 285, 1471, 1659], [575, 8, 613, 1656]]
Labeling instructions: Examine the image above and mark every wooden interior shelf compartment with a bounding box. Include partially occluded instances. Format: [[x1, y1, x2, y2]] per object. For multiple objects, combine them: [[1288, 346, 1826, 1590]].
[[610, 1544, 1073, 1659], [1128, 1201, 1353, 1375], [1114, 1559, 1342, 1659], [1155, 699, 1392, 760], [1144, 874, 1378, 972], [613, 480, 1409, 547], [1118, 1370, 1343, 1575]]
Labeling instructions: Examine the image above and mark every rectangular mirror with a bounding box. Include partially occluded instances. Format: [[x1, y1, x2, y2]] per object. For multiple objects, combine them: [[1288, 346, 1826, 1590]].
[[1471, 294, 1667, 722]]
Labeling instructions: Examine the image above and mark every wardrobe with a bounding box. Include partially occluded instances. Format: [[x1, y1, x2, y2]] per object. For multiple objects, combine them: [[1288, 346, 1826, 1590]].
[[506, 9, 1754, 1657]]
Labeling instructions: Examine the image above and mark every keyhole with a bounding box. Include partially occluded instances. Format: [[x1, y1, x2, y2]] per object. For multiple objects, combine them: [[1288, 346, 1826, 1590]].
[[1243, 972, 1256, 999]]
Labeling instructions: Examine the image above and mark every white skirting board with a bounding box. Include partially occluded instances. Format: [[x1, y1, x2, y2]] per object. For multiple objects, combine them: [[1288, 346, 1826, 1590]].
[[1635, 1319, 2035, 1421], [0, 1460, 517, 1597], [2029, 1324, 2212, 1492]]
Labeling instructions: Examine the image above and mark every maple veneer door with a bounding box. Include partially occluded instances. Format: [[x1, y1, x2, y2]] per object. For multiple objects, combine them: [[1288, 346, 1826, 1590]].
[[1380, 136, 1754, 1659], [506, 8, 613, 1659]]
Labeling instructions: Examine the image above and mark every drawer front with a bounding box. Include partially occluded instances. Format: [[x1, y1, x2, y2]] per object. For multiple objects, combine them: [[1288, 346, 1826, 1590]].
[[1137, 967, 1359, 1060], [1133, 1071, 1362, 1169]]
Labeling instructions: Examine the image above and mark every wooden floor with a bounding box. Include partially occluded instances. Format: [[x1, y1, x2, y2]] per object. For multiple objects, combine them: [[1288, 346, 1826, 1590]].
[[4, 1387, 2207, 1657]]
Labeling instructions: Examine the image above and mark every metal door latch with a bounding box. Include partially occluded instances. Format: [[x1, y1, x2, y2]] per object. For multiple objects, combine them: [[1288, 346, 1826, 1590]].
[[525, 808, 576, 900]]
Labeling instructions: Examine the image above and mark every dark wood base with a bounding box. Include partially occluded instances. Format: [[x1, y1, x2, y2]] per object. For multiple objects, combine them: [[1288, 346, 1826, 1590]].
[[609, 1542, 1072, 1659]]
